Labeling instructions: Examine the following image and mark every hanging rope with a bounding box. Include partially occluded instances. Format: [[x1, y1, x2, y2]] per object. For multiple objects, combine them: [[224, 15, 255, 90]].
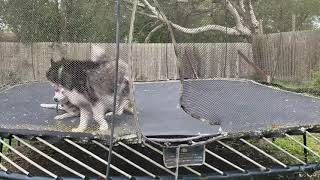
[[223, 0, 228, 78], [127, 0, 142, 143]]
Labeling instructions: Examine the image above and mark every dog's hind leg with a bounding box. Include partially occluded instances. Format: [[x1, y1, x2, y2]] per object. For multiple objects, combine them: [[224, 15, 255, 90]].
[[115, 79, 130, 115], [54, 111, 79, 120], [72, 108, 92, 132], [92, 104, 109, 132]]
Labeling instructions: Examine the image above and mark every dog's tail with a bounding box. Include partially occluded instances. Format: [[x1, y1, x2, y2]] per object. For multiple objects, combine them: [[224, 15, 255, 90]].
[[91, 44, 106, 62]]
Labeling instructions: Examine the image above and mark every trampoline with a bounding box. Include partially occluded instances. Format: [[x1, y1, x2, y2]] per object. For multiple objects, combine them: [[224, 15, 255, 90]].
[[0, 79, 320, 179], [1, 79, 320, 141]]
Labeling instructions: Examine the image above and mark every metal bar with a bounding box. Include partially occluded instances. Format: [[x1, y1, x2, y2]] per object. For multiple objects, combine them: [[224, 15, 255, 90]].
[[217, 140, 267, 171], [205, 149, 246, 173], [144, 143, 162, 154], [285, 134, 320, 159], [303, 133, 308, 163], [0, 163, 319, 180], [64, 139, 132, 179], [118, 142, 175, 176], [262, 137, 306, 165], [144, 143, 202, 176], [175, 146, 180, 180], [8, 138, 11, 147], [0, 139, 57, 178], [202, 163, 320, 180], [92, 140, 156, 178], [13, 135, 85, 179], [240, 138, 287, 168], [0, 163, 7, 172], [0, 152, 29, 175], [0, 138, 2, 162], [204, 162, 224, 175], [36, 137, 105, 178]]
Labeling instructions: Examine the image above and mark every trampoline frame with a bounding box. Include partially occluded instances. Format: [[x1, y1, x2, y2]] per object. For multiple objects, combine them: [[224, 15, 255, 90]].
[[0, 128, 319, 179]]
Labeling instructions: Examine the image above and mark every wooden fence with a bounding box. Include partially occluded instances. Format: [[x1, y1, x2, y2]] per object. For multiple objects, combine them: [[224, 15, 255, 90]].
[[253, 30, 320, 81], [0, 42, 254, 85]]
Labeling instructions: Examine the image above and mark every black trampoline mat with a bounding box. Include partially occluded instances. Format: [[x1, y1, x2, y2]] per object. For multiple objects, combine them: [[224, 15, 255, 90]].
[[1, 79, 320, 140], [0, 81, 221, 139], [182, 79, 320, 133], [135, 81, 221, 136]]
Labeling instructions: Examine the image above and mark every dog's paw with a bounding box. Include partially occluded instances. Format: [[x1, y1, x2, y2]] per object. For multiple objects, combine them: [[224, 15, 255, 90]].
[[99, 125, 109, 132], [105, 112, 113, 116], [72, 127, 87, 132], [54, 114, 65, 120]]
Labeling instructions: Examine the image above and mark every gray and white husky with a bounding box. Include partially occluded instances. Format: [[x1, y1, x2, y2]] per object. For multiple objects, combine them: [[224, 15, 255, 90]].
[[45, 57, 132, 132]]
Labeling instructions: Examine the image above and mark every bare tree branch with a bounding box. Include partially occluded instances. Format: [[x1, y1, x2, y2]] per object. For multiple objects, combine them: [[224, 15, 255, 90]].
[[145, 24, 164, 42], [248, 0, 258, 28], [128, 0, 139, 43], [226, 0, 251, 35], [171, 23, 242, 35], [123, 0, 145, 8], [239, 0, 245, 12], [136, 0, 257, 38]]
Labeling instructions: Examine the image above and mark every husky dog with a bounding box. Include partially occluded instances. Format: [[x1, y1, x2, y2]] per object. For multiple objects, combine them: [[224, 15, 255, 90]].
[[46, 58, 131, 132]]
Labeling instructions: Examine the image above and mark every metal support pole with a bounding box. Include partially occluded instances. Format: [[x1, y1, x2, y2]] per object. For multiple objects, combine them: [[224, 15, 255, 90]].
[[0, 138, 2, 162], [175, 146, 180, 180], [106, 0, 121, 179], [303, 133, 308, 163]]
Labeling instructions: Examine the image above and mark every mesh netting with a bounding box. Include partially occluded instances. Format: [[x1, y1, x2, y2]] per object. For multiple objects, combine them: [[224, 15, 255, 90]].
[[0, 0, 320, 141]]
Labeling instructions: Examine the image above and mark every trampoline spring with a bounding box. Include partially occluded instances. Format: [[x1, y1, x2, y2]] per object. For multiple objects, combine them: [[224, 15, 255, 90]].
[[0, 152, 29, 175], [0, 163, 7, 172], [217, 140, 267, 171], [204, 162, 224, 175], [262, 137, 306, 165], [36, 137, 106, 179], [285, 134, 320, 159], [306, 131, 320, 144], [118, 142, 175, 176], [92, 140, 156, 178], [0, 139, 57, 178], [64, 139, 132, 179], [12, 135, 85, 179], [205, 149, 246, 173], [240, 138, 288, 168], [144, 142, 202, 177]]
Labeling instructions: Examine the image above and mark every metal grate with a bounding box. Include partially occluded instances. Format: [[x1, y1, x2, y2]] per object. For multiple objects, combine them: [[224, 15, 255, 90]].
[[0, 130, 319, 179]]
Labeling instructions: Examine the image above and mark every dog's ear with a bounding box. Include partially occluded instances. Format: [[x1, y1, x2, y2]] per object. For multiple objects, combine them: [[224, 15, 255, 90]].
[[50, 58, 55, 65]]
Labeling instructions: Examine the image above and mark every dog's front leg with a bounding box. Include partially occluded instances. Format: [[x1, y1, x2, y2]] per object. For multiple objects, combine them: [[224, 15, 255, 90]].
[[92, 105, 109, 132], [72, 108, 92, 132]]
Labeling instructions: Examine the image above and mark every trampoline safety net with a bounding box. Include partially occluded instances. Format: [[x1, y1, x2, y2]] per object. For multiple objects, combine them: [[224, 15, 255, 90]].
[[1, 0, 320, 179], [0, 0, 319, 143]]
